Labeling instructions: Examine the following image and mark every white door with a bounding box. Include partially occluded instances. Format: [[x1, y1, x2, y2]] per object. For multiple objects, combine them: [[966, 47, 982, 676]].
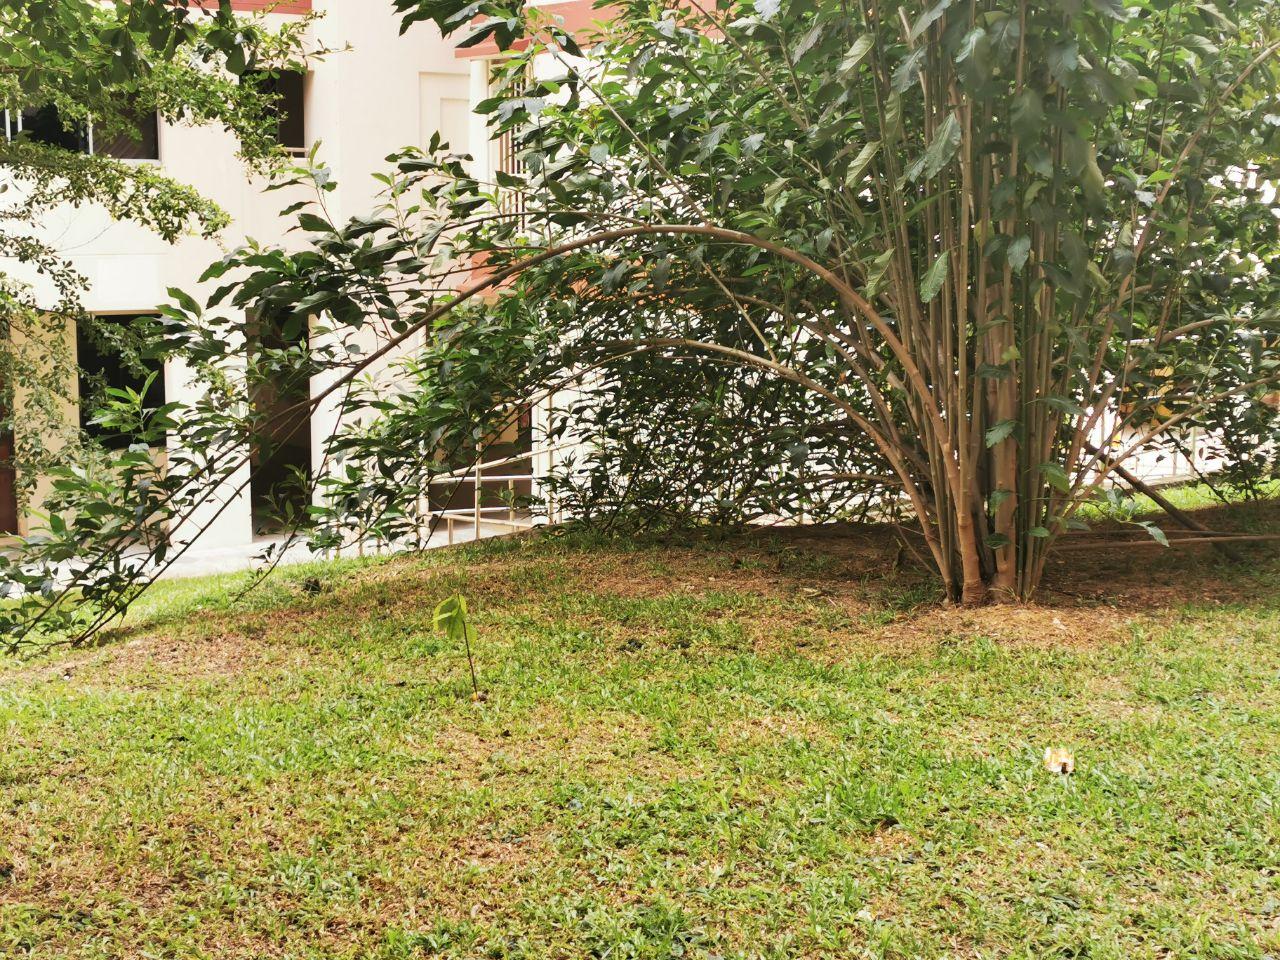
[[419, 72, 472, 161]]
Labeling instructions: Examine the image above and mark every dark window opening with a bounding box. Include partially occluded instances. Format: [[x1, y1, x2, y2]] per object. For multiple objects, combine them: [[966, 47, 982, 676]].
[[246, 70, 306, 152], [248, 313, 312, 536], [7, 105, 89, 153], [4, 103, 159, 159], [0, 394, 16, 535], [97, 106, 160, 160], [76, 314, 167, 450], [428, 405, 534, 516]]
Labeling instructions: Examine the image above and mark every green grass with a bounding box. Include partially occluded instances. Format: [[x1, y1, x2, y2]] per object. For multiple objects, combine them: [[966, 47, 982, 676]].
[[2, 506, 1280, 959], [1073, 478, 1280, 523]]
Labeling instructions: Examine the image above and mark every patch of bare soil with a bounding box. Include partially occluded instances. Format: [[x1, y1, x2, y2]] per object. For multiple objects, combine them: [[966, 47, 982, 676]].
[[740, 499, 1280, 607], [0, 626, 311, 690], [8, 498, 1273, 679], [509, 501, 1277, 656], [879, 602, 1128, 653]]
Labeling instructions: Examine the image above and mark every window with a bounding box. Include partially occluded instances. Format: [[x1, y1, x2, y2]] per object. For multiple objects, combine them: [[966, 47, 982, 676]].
[[247, 311, 312, 535], [76, 314, 168, 450], [5, 105, 89, 153], [246, 70, 307, 152], [96, 106, 160, 160], [0, 397, 15, 535], [3, 104, 159, 160]]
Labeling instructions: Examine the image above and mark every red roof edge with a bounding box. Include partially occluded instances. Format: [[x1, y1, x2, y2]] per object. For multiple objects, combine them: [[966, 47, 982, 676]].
[[455, 0, 611, 58], [218, 1, 312, 14]]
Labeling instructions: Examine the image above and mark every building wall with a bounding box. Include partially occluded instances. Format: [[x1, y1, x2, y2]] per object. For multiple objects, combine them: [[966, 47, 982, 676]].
[[4, 1, 470, 550]]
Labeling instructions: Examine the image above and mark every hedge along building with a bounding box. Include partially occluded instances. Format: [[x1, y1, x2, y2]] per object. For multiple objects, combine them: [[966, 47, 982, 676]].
[[0, 0, 471, 559]]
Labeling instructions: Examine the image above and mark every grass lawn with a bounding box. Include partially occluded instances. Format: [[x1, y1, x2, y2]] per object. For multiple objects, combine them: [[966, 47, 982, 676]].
[[3, 498, 1280, 958]]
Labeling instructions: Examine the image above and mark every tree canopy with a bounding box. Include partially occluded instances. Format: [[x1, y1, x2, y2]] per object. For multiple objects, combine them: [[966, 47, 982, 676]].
[[0, 0, 314, 488]]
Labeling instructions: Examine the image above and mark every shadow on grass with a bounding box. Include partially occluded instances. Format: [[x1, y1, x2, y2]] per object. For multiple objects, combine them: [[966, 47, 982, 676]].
[[12, 490, 1279, 666]]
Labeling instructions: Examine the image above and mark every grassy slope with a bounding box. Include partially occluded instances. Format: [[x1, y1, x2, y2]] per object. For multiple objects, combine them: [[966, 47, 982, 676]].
[[2, 501, 1280, 959]]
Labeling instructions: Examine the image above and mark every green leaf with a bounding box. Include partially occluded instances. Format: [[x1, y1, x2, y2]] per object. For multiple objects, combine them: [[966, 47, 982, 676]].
[[892, 47, 927, 93], [1011, 89, 1044, 140], [650, 257, 672, 290], [882, 93, 903, 144], [167, 286, 202, 318], [916, 112, 961, 181], [1137, 521, 1169, 547], [909, 0, 953, 43], [844, 140, 880, 185], [840, 35, 874, 75], [985, 419, 1017, 447], [1048, 39, 1079, 84], [225, 43, 246, 76], [1043, 395, 1086, 416], [434, 593, 476, 645], [920, 250, 950, 304], [1039, 462, 1072, 492], [697, 122, 730, 160], [988, 13, 1021, 55], [433, 594, 482, 698], [865, 247, 895, 297], [1079, 144, 1107, 206], [988, 489, 1013, 510], [1090, 0, 1128, 20], [955, 27, 985, 63], [792, 22, 824, 61], [1028, 526, 1051, 538], [1007, 235, 1031, 273], [296, 212, 333, 234]]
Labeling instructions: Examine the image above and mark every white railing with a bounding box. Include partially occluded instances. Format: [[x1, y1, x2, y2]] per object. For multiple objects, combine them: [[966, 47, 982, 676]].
[[419, 440, 576, 544]]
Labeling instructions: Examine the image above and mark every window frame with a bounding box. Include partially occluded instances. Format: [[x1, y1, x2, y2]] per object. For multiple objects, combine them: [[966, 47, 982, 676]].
[[76, 312, 170, 451], [243, 69, 309, 155], [2, 105, 161, 163]]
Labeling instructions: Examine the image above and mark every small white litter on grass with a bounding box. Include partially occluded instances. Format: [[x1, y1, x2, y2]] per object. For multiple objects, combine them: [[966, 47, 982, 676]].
[[1043, 747, 1075, 775]]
